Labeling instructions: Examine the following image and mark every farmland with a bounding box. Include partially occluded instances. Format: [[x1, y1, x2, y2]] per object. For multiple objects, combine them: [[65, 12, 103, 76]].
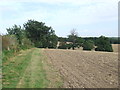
[[112, 44, 119, 52], [44, 49, 118, 88], [1, 1, 119, 88], [2, 47, 118, 88], [2, 20, 118, 88], [2, 48, 62, 88]]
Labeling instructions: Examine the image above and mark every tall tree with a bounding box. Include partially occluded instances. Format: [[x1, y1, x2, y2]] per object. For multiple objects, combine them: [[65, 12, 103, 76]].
[[23, 20, 58, 48], [68, 29, 78, 50]]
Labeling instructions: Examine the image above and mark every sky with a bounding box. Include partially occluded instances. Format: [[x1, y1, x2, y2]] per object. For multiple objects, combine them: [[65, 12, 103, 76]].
[[0, 0, 119, 37]]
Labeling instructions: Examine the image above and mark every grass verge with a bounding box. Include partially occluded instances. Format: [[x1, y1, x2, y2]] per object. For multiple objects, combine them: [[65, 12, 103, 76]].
[[2, 49, 33, 88]]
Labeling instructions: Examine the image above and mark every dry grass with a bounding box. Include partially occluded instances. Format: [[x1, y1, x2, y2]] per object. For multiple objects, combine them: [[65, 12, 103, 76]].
[[112, 44, 119, 52]]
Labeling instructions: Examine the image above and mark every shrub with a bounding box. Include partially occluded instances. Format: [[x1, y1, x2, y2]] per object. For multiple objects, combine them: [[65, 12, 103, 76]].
[[58, 42, 73, 49], [83, 40, 94, 51], [58, 44, 67, 49], [58, 42, 66, 49], [2, 35, 11, 50], [66, 44, 72, 49], [2, 35, 18, 50], [21, 38, 33, 49], [95, 36, 113, 52]]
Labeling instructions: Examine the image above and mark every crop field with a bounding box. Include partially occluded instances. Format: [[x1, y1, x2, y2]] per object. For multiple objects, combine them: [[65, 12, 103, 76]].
[[1, 0, 119, 88], [112, 44, 119, 52], [2, 48, 118, 88], [44, 49, 118, 88]]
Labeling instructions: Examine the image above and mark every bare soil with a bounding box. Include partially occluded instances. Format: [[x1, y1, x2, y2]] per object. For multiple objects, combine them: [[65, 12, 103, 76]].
[[43, 49, 118, 88]]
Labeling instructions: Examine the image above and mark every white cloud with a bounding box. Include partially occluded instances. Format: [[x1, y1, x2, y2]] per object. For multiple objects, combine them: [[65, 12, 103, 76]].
[[0, 0, 118, 36]]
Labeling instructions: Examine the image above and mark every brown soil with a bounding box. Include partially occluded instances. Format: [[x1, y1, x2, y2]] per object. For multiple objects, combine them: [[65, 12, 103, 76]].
[[43, 49, 118, 88]]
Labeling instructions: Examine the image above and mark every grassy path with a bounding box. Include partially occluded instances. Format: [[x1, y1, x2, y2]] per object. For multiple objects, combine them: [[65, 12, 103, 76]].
[[16, 48, 49, 88], [3, 49, 33, 88], [3, 48, 62, 88]]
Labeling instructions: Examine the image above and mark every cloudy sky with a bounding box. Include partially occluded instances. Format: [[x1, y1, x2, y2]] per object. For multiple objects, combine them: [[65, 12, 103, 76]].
[[0, 0, 119, 37]]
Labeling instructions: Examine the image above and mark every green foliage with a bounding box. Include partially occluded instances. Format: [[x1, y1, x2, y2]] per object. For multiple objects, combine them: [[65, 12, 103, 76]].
[[76, 37, 85, 47], [2, 35, 33, 64], [58, 42, 73, 49], [83, 40, 94, 51], [58, 36, 85, 49], [66, 44, 72, 49], [7, 25, 24, 45], [47, 35, 58, 48], [24, 20, 58, 48], [58, 37, 68, 42], [109, 37, 120, 44], [95, 36, 113, 52], [21, 38, 34, 49]]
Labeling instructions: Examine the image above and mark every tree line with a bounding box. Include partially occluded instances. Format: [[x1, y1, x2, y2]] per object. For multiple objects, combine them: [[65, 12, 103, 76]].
[[2, 20, 118, 52], [58, 29, 114, 52], [2, 20, 58, 62], [6, 20, 58, 49]]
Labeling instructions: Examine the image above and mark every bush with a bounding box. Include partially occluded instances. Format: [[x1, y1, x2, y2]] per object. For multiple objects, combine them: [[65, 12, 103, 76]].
[[2, 35, 11, 50], [58, 44, 67, 49], [95, 36, 113, 52], [95, 44, 113, 52], [21, 38, 33, 49], [2, 34, 33, 64], [2, 35, 18, 50], [66, 44, 72, 49], [83, 40, 94, 51], [58, 42, 73, 49]]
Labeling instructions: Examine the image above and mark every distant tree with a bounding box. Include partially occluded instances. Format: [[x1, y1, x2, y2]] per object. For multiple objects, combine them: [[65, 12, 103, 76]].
[[109, 37, 120, 44], [68, 29, 78, 50], [58, 37, 68, 42], [83, 40, 94, 51], [76, 37, 85, 48], [95, 36, 113, 52]]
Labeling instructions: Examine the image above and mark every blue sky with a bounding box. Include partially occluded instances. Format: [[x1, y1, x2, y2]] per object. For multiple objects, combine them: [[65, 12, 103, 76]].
[[0, 0, 118, 37]]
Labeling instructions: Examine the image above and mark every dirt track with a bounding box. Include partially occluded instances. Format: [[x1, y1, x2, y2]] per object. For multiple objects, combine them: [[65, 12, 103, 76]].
[[44, 49, 118, 88]]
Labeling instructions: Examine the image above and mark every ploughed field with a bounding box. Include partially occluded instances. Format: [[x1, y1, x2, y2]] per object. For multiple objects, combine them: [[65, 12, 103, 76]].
[[44, 49, 118, 88], [3, 48, 118, 88]]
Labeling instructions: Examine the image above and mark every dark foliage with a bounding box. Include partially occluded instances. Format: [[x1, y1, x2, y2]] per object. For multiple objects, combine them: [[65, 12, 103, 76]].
[[95, 36, 113, 52], [24, 20, 58, 48], [83, 40, 94, 51]]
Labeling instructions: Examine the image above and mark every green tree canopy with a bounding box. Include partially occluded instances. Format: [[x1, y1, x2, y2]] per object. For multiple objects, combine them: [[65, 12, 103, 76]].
[[23, 20, 58, 48], [83, 40, 94, 51], [6, 25, 24, 45], [76, 37, 85, 47], [95, 36, 113, 52]]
